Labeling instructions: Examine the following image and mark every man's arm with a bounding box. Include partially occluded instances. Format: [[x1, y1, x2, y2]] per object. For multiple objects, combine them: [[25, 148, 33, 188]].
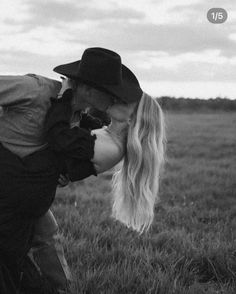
[[0, 74, 62, 158], [0, 75, 36, 107], [44, 89, 124, 180], [0, 74, 61, 107], [44, 89, 98, 181], [44, 89, 95, 158]]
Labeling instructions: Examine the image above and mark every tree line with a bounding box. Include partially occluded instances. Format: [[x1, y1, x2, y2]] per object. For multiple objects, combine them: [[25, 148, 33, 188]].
[[156, 96, 236, 112]]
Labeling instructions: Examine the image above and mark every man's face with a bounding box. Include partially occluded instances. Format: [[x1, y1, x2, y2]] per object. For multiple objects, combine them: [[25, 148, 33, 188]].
[[85, 88, 115, 112], [72, 84, 115, 112]]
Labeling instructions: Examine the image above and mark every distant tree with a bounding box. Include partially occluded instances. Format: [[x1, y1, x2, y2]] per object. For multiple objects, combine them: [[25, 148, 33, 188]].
[[156, 96, 236, 112]]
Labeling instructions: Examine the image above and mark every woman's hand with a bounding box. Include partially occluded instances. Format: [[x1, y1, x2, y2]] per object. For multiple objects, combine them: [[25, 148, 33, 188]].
[[57, 174, 70, 187]]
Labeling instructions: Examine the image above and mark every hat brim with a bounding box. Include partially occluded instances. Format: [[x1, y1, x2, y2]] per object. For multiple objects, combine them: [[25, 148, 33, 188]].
[[53, 61, 142, 103]]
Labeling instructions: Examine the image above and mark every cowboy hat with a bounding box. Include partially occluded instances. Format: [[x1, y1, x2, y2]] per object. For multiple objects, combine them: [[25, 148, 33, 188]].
[[53, 47, 143, 103]]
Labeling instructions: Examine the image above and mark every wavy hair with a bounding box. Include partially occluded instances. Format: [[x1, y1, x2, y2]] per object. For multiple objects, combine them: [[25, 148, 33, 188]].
[[110, 92, 167, 235]]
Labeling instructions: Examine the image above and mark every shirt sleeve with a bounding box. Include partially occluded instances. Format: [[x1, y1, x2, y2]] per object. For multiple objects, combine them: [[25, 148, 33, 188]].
[[44, 89, 98, 180], [0, 74, 61, 108], [0, 75, 38, 107], [63, 158, 97, 181]]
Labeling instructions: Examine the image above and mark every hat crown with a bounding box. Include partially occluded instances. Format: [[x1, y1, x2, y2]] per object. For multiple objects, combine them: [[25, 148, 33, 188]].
[[53, 47, 143, 102], [78, 47, 122, 85]]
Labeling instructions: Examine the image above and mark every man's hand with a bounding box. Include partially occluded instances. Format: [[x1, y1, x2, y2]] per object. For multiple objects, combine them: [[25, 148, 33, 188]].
[[57, 174, 70, 187], [57, 77, 75, 99]]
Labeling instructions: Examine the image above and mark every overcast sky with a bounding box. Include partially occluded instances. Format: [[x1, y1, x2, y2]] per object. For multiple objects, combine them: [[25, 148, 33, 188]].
[[0, 0, 235, 99]]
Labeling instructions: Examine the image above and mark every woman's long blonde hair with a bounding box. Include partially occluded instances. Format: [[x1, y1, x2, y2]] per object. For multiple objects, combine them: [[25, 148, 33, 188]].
[[110, 92, 167, 235]]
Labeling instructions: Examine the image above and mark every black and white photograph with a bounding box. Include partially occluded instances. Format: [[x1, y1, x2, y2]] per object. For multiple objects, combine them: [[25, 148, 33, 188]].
[[0, 0, 235, 293]]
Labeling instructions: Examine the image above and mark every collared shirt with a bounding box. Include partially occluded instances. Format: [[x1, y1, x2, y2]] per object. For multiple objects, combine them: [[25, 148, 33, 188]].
[[0, 74, 61, 157]]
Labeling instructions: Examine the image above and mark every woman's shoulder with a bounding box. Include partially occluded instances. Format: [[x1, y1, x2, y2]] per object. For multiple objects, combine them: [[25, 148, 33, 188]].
[[89, 127, 125, 173], [91, 127, 124, 152]]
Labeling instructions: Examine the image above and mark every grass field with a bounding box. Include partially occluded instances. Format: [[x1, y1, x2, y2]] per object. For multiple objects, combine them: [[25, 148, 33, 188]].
[[53, 111, 236, 294]]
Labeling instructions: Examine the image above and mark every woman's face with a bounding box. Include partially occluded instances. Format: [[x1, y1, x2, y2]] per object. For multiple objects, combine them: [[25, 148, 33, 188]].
[[106, 100, 138, 122]]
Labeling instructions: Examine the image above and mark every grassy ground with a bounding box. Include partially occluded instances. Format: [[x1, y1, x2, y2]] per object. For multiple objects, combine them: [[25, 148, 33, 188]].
[[52, 111, 236, 294]]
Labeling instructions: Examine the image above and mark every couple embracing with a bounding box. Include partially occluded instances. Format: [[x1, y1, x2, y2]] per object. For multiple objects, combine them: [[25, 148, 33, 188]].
[[0, 47, 166, 293]]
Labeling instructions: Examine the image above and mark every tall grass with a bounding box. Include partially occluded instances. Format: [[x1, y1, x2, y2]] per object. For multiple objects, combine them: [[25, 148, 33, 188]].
[[53, 111, 236, 294]]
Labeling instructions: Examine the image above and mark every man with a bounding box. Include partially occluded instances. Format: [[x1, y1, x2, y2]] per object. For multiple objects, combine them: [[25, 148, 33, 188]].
[[0, 48, 118, 292], [0, 47, 143, 293]]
